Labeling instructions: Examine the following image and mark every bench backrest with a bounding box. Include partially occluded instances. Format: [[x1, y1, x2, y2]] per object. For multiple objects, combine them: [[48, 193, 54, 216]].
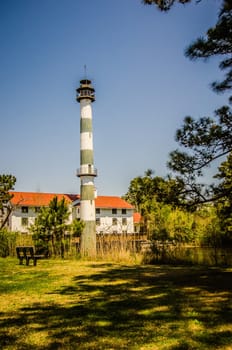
[[16, 246, 35, 258]]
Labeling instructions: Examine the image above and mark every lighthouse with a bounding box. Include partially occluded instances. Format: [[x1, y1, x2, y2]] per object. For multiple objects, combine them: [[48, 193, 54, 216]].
[[76, 79, 97, 257]]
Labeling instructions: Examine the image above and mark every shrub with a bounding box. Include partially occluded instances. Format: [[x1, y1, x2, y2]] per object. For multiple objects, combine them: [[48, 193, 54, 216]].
[[0, 229, 19, 257]]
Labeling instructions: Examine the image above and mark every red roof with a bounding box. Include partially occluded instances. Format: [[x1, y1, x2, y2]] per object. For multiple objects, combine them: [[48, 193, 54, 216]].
[[10, 192, 79, 207], [10, 192, 133, 210], [133, 212, 141, 224], [95, 196, 134, 209]]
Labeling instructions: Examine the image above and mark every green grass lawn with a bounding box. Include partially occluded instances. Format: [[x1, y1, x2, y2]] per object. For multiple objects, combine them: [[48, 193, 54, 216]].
[[0, 258, 232, 350]]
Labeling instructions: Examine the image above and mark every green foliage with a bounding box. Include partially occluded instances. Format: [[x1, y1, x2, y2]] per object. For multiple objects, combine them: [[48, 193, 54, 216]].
[[0, 174, 16, 229], [124, 167, 231, 249], [124, 170, 185, 213], [30, 196, 70, 257], [214, 152, 232, 244], [151, 203, 206, 243], [169, 107, 232, 175], [144, 0, 232, 219], [0, 229, 9, 257], [70, 218, 84, 237], [124, 170, 221, 244], [142, 0, 232, 199], [168, 107, 232, 205], [0, 229, 18, 257], [202, 215, 222, 247], [185, 1, 232, 99]]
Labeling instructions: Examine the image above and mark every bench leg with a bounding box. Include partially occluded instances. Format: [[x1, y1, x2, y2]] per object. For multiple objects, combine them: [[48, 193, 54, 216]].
[[26, 258, 30, 266], [19, 258, 23, 265], [33, 258, 37, 266]]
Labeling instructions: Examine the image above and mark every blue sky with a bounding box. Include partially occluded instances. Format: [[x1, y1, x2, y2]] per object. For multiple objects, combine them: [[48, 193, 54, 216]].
[[0, 0, 228, 196]]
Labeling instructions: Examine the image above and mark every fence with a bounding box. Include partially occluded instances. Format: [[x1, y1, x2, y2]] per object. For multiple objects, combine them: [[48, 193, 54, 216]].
[[1, 231, 231, 266]]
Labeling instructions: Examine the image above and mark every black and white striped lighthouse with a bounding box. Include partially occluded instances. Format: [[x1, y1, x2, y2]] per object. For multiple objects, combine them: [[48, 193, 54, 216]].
[[76, 79, 97, 257]]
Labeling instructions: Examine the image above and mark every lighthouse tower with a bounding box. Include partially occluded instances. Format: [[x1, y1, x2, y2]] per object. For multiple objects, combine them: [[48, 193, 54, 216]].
[[76, 79, 97, 257]]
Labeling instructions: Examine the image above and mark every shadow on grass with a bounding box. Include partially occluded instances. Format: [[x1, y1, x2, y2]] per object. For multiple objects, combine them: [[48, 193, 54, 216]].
[[1, 264, 232, 349]]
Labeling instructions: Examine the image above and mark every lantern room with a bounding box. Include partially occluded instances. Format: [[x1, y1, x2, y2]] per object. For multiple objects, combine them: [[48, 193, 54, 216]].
[[76, 79, 95, 102]]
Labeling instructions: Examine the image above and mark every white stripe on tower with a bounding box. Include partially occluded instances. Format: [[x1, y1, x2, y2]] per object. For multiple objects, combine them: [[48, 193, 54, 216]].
[[76, 79, 97, 257], [80, 132, 93, 150]]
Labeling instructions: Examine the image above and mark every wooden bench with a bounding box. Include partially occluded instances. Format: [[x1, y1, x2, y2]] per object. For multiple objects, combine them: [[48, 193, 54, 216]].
[[16, 246, 44, 266]]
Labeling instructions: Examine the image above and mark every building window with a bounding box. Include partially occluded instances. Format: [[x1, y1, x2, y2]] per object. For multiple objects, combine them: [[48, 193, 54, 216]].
[[122, 209, 127, 215], [122, 218, 127, 226], [96, 218, 100, 226], [112, 208, 117, 215], [96, 208, 100, 214], [21, 217, 28, 226], [21, 206, 28, 213], [35, 207, 41, 213], [112, 218, 117, 225]]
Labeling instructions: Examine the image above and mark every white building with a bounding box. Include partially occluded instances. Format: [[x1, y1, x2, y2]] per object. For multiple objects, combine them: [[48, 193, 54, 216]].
[[9, 191, 137, 234], [9, 192, 77, 233], [73, 196, 135, 234]]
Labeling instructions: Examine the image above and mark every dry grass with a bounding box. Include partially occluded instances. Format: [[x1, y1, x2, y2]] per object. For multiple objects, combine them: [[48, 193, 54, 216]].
[[0, 258, 232, 349]]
